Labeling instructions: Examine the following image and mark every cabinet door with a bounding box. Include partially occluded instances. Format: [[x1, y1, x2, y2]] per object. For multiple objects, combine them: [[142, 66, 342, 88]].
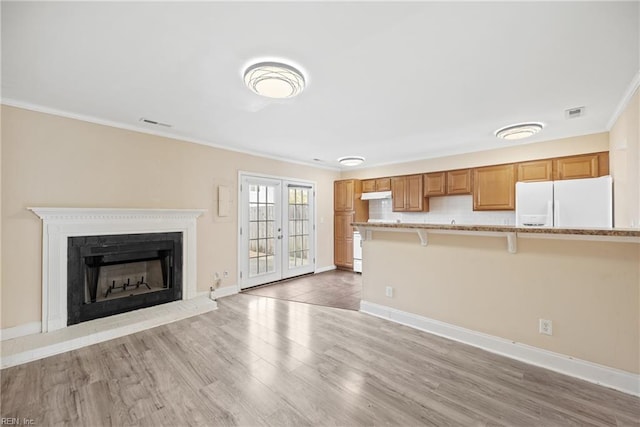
[[334, 180, 355, 211], [375, 178, 391, 191], [553, 154, 599, 180], [406, 174, 426, 211], [362, 179, 376, 193], [424, 172, 446, 196], [391, 177, 406, 211], [473, 164, 517, 210], [446, 169, 472, 194], [517, 160, 552, 182], [334, 212, 354, 269]]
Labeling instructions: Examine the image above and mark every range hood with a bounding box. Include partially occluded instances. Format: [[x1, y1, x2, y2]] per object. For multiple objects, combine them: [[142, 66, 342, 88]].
[[361, 191, 392, 200]]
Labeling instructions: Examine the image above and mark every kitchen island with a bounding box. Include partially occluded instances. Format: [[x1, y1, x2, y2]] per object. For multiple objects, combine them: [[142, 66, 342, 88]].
[[352, 221, 640, 395]]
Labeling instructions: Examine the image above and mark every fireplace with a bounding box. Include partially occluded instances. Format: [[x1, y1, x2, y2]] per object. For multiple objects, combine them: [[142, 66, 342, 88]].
[[29, 207, 204, 332], [67, 232, 183, 325]]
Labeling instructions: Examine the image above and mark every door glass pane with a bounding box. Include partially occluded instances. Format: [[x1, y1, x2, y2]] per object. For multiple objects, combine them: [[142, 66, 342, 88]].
[[287, 186, 311, 268], [248, 183, 278, 278]]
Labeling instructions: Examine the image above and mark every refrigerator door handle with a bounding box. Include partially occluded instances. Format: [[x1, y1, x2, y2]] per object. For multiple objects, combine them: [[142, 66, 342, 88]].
[[554, 200, 560, 226], [546, 200, 553, 227]]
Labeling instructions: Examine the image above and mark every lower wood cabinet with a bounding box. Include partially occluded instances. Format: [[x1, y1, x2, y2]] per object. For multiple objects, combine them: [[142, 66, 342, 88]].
[[334, 212, 354, 269], [473, 164, 517, 210]]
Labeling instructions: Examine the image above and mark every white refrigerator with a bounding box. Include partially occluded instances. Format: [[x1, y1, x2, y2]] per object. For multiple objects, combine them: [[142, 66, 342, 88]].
[[515, 175, 613, 228]]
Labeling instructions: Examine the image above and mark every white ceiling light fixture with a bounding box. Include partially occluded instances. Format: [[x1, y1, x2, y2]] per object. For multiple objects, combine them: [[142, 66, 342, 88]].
[[244, 61, 305, 99], [495, 122, 544, 141], [338, 156, 365, 167]]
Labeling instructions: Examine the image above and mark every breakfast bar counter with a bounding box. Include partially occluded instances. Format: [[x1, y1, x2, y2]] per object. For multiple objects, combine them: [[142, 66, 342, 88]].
[[352, 222, 640, 253]]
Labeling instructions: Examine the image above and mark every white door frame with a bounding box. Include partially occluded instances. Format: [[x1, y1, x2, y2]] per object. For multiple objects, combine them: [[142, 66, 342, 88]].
[[238, 172, 317, 290]]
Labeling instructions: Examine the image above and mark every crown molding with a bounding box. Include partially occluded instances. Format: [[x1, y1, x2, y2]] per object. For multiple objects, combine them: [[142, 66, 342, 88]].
[[607, 70, 640, 130]]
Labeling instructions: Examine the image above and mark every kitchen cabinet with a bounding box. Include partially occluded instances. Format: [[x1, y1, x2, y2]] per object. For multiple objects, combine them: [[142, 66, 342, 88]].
[[334, 180, 355, 211], [447, 169, 472, 194], [334, 179, 368, 270], [473, 164, 517, 210], [334, 212, 354, 269], [517, 160, 553, 182], [424, 170, 471, 196], [424, 172, 446, 196], [362, 177, 391, 192], [553, 152, 609, 180], [392, 174, 428, 212]]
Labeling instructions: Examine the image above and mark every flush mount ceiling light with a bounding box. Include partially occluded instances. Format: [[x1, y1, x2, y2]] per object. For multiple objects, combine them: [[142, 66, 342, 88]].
[[244, 61, 305, 99], [338, 156, 365, 167], [495, 122, 544, 141]]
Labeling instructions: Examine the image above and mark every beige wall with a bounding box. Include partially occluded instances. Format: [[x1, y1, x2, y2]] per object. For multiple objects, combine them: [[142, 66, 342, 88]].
[[364, 232, 639, 373], [341, 132, 609, 180], [0, 105, 340, 329], [610, 89, 640, 228]]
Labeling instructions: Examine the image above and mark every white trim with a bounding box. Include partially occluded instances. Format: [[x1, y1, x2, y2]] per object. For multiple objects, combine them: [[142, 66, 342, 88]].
[[1, 295, 217, 369], [0, 99, 339, 171], [0, 322, 42, 341], [213, 284, 240, 299], [29, 207, 205, 332], [360, 300, 640, 397], [315, 265, 337, 274], [607, 70, 640, 130]]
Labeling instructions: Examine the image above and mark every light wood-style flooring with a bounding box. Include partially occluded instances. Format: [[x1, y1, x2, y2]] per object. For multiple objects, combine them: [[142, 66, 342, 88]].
[[243, 270, 361, 310], [2, 294, 638, 426]]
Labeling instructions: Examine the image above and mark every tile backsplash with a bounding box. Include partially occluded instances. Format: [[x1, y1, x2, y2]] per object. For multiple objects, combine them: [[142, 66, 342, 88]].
[[368, 195, 515, 225]]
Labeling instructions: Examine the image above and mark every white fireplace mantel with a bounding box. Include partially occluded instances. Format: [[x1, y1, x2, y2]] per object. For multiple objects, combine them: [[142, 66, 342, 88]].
[[29, 207, 206, 332]]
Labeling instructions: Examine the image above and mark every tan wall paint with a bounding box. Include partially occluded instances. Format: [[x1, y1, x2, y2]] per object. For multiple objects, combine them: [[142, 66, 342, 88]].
[[610, 89, 640, 228], [364, 232, 640, 373], [341, 132, 609, 180], [0, 105, 340, 329]]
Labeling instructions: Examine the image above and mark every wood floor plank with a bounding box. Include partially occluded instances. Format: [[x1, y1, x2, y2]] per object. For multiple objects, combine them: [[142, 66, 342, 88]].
[[2, 292, 638, 426]]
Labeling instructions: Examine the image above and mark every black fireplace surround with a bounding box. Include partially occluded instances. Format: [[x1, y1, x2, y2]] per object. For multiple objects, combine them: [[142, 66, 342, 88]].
[[67, 232, 183, 325]]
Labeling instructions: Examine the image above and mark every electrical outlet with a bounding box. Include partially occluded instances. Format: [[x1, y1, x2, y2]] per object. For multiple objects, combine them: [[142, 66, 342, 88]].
[[223, 271, 229, 278], [539, 318, 553, 335], [385, 286, 393, 298]]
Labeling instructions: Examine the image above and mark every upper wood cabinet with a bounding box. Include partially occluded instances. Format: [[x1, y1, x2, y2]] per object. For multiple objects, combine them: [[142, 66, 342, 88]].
[[447, 169, 472, 194], [553, 152, 609, 180], [473, 164, 517, 210], [392, 174, 428, 212], [424, 169, 471, 196], [517, 159, 553, 182], [362, 179, 376, 193], [362, 178, 391, 192], [424, 172, 446, 196], [334, 180, 355, 212]]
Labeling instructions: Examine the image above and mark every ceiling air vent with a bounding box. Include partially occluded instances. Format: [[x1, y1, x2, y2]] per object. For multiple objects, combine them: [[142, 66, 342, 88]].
[[139, 118, 172, 128], [565, 106, 585, 119]]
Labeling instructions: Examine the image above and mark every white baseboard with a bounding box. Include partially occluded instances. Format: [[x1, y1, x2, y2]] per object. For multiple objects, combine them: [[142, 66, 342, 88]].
[[213, 284, 239, 299], [315, 265, 337, 274], [1, 321, 42, 341], [360, 300, 639, 397]]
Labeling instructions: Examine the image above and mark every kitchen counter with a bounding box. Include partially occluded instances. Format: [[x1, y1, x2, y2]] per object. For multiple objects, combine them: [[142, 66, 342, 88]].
[[352, 222, 640, 253]]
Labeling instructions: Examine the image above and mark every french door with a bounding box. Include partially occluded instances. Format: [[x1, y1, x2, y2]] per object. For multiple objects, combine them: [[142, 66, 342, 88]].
[[239, 174, 315, 289]]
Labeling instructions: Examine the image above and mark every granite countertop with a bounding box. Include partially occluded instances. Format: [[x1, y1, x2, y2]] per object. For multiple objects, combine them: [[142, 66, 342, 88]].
[[352, 222, 640, 238]]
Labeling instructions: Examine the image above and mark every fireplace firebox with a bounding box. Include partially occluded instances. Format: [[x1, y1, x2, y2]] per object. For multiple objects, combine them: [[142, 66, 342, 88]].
[[67, 232, 183, 325]]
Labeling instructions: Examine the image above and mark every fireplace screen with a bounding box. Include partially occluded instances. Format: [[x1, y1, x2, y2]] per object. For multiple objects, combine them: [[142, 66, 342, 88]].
[[67, 232, 182, 325]]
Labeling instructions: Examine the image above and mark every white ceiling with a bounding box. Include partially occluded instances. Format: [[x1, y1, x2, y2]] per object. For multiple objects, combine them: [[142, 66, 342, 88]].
[[2, 2, 639, 170]]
